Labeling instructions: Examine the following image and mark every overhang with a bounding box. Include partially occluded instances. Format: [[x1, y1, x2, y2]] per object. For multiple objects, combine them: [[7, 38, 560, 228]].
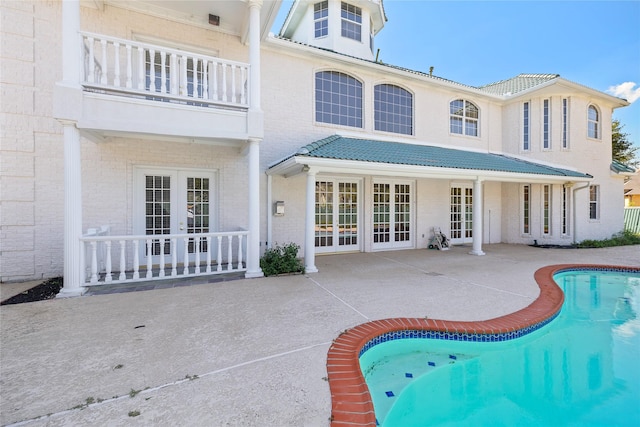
[[268, 135, 593, 184]]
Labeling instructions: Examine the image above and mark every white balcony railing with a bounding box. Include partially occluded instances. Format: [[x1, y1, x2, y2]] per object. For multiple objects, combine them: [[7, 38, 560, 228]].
[[80, 230, 249, 286], [81, 32, 250, 109]]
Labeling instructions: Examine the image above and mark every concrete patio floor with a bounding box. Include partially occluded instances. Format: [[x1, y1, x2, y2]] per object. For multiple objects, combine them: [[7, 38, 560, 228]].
[[1, 244, 639, 426]]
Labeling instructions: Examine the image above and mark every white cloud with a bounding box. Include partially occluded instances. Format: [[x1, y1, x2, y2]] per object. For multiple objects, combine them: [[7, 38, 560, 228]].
[[607, 82, 640, 103]]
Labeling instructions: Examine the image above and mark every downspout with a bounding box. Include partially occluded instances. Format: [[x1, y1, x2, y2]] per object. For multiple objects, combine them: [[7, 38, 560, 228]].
[[266, 174, 272, 249], [571, 182, 590, 244]]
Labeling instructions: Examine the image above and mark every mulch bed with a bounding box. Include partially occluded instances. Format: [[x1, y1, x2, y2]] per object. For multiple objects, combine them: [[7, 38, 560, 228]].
[[1, 277, 63, 305]]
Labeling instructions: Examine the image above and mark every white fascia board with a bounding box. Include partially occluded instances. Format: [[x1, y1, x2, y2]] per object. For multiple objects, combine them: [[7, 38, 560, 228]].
[[263, 36, 500, 100], [270, 155, 591, 184], [503, 78, 630, 108]]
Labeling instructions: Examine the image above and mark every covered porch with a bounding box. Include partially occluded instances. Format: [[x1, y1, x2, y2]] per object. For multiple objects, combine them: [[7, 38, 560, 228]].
[[267, 135, 593, 273], [53, 0, 276, 296]]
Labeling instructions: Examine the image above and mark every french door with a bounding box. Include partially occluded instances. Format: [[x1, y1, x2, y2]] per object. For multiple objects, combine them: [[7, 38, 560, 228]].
[[315, 179, 360, 253], [372, 180, 413, 250], [135, 168, 216, 263], [450, 184, 473, 244]]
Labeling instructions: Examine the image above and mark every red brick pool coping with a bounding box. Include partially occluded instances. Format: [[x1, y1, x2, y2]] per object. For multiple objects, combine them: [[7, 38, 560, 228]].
[[326, 264, 640, 426]]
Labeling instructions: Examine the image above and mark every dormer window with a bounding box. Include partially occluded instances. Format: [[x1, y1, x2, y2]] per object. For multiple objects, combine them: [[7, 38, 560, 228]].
[[341, 2, 362, 42], [314, 1, 328, 38]]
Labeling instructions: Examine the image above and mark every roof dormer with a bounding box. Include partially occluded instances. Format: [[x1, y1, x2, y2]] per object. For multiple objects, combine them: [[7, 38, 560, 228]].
[[280, 0, 386, 61]]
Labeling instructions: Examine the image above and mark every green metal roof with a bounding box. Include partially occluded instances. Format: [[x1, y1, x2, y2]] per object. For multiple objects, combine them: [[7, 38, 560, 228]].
[[478, 74, 560, 96], [290, 135, 592, 178], [611, 160, 637, 174]]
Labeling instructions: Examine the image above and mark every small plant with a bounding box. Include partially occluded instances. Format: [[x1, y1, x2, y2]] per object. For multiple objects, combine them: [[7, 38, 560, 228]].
[[129, 388, 141, 398], [260, 243, 304, 276], [128, 410, 141, 417], [576, 230, 640, 248], [113, 364, 124, 370]]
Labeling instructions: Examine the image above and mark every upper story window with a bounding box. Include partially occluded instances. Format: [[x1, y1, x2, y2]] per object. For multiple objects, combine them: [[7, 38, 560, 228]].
[[562, 98, 569, 148], [341, 2, 362, 42], [543, 99, 550, 149], [450, 99, 479, 137], [315, 71, 363, 128], [588, 105, 600, 139], [374, 84, 413, 135], [314, 1, 328, 38], [523, 101, 530, 151]]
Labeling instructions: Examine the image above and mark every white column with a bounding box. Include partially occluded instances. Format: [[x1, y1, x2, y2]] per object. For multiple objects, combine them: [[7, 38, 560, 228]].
[[469, 178, 485, 256], [248, 0, 262, 110], [245, 138, 263, 278], [62, 0, 81, 86], [304, 169, 318, 273], [58, 0, 85, 296], [59, 123, 85, 296]]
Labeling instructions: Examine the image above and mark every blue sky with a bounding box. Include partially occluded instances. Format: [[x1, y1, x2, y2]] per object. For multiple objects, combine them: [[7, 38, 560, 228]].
[[271, 0, 640, 154]]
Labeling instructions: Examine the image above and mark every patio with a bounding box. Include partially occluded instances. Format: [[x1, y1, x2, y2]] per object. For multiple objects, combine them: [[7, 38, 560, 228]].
[[1, 244, 639, 426]]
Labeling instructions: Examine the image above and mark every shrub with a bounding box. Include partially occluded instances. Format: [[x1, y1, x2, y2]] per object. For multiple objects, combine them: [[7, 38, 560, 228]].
[[576, 230, 640, 248], [260, 243, 304, 276]]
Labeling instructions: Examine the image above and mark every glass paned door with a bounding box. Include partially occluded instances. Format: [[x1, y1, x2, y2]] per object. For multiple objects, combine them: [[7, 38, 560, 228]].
[[450, 185, 473, 244], [315, 179, 360, 253], [373, 180, 413, 250], [136, 168, 215, 264]]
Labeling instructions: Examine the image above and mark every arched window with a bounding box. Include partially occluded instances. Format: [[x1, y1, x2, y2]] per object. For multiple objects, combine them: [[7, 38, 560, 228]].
[[450, 99, 479, 137], [588, 105, 600, 139], [315, 71, 363, 128], [374, 84, 413, 135]]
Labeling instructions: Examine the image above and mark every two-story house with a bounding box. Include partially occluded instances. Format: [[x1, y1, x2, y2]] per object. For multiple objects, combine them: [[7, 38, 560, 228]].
[[0, 0, 631, 296]]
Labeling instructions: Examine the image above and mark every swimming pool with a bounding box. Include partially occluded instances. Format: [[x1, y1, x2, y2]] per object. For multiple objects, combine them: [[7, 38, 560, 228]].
[[362, 268, 639, 425], [326, 265, 640, 426]]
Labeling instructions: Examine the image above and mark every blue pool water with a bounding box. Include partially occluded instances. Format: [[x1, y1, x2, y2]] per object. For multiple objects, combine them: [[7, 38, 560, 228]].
[[359, 270, 640, 426]]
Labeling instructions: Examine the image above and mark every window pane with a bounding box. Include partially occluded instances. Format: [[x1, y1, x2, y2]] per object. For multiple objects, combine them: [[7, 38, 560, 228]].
[[315, 71, 362, 128], [374, 84, 413, 135]]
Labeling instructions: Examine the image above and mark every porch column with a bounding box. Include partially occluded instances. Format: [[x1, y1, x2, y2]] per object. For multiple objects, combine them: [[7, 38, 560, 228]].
[[248, 0, 262, 110], [59, 123, 85, 296], [469, 178, 485, 256], [304, 168, 318, 273], [58, 0, 85, 296], [245, 138, 263, 278]]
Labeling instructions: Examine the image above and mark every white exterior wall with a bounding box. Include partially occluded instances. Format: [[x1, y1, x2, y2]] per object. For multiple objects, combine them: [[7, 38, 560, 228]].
[[0, 1, 251, 282], [501, 91, 625, 243]]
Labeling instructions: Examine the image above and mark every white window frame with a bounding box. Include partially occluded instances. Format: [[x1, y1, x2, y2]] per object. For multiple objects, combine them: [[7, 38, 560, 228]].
[[588, 105, 600, 140], [341, 2, 362, 42], [543, 98, 551, 150], [315, 70, 363, 128], [522, 184, 531, 235], [589, 185, 600, 221], [450, 99, 479, 137], [523, 101, 530, 151], [542, 184, 551, 236], [562, 98, 569, 149], [314, 1, 329, 39], [374, 83, 414, 135], [562, 185, 570, 236]]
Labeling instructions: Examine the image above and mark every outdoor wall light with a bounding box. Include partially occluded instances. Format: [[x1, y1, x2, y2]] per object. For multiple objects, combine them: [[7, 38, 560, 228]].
[[274, 201, 285, 216]]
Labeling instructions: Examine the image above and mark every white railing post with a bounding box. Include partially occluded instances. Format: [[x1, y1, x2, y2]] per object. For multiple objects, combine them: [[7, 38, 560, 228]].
[[90, 241, 98, 284], [87, 37, 95, 83], [216, 236, 223, 272], [104, 240, 112, 282], [133, 240, 140, 280], [160, 51, 167, 94], [171, 238, 177, 277], [100, 38, 107, 85], [183, 238, 189, 275], [146, 239, 153, 279], [149, 49, 156, 92], [159, 237, 165, 278], [113, 42, 120, 87], [125, 44, 132, 89], [237, 234, 243, 269], [206, 236, 212, 273], [119, 240, 126, 281], [137, 46, 144, 91], [227, 236, 233, 270]]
